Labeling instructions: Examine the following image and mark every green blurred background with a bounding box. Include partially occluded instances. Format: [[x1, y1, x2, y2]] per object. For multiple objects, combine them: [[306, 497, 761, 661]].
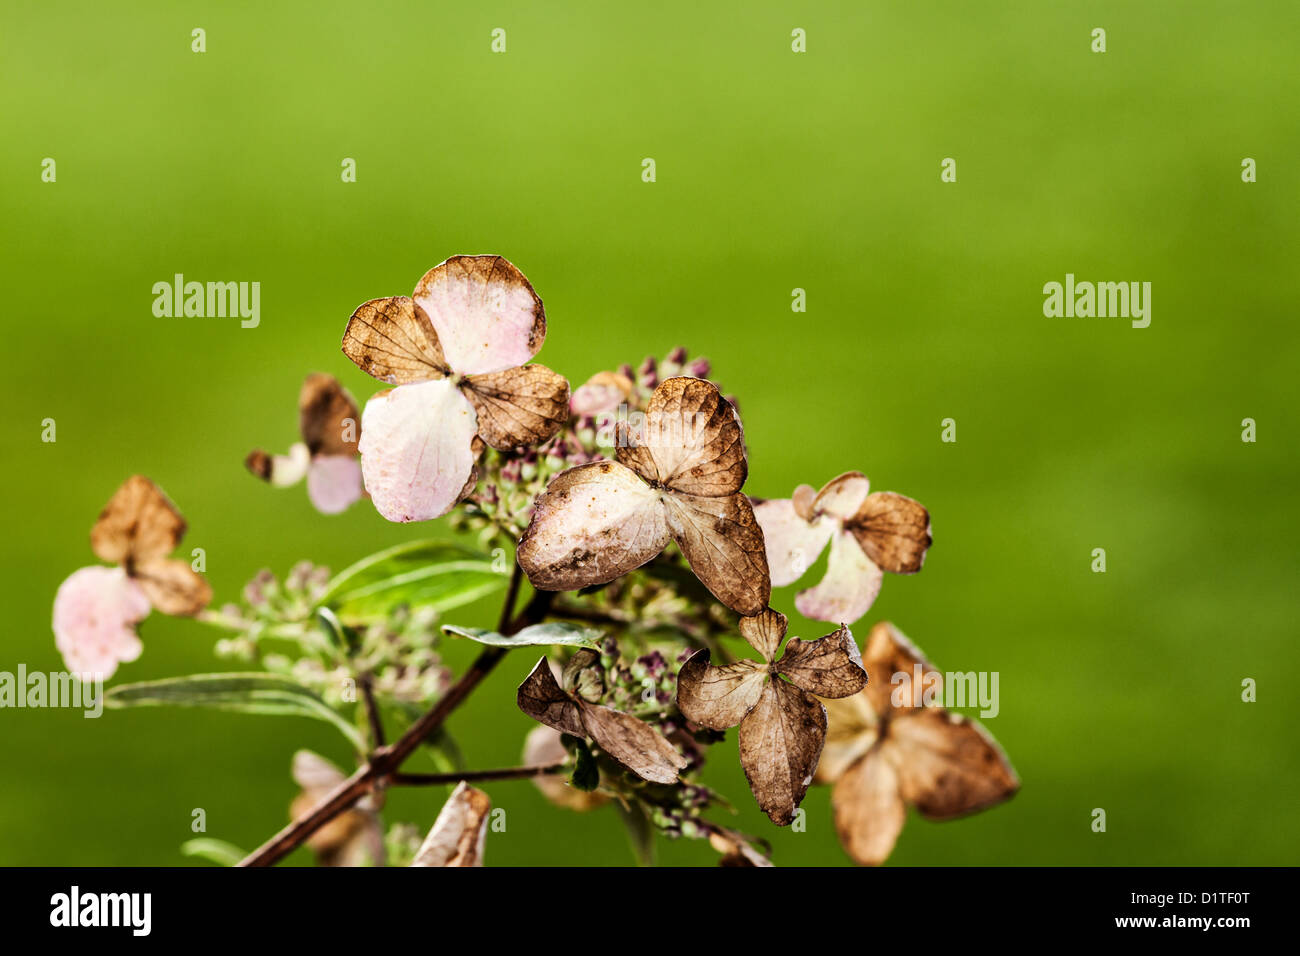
[[2, 0, 1297, 866]]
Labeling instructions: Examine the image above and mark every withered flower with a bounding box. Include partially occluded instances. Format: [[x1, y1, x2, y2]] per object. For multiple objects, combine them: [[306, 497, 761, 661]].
[[517, 376, 771, 616], [517, 653, 688, 785], [817, 622, 1018, 865], [676, 608, 867, 825], [340, 255, 570, 522], [245, 373, 364, 514], [753, 471, 931, 624], [291, 750, 384, 867], [410, 781, 491, 867]]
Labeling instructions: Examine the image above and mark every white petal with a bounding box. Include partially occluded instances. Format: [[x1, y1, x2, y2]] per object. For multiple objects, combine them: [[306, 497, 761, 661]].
[[752, 498, 833, 587], [358, 378, 478, 522], [307, 455, 364, 514], [412, 256, 545, 375], [795, 529, 882, 624]]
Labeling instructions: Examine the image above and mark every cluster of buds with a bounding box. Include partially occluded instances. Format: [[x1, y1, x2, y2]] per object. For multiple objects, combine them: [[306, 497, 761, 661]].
[[212, 561, 333, 659]]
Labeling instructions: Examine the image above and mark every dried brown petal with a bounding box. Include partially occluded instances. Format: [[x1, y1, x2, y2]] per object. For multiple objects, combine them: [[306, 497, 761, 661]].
[[576, 700, 688, 785], [617, 377, 746, 496], [830, 748, 906, 866], [861, 621, 942, 717], [341, 296, 448, 385], [885, 708, 1019, 820], [849, 491, 931, 574], [298, 373, 360, 457], [90, 475, 187, 566], [516, 656, 586, 737], [816, 692, 879, 784], [675, 651, 766, 730], [664, 491, 770, 616], [132, 558, 212, 616], [775, 624, 868, 700], [410, 781, 491, 867], [517, 461, 669, 592], [462, 364, 570, 451], [737, 678, 827, 825], [737, 607, 787, 662]]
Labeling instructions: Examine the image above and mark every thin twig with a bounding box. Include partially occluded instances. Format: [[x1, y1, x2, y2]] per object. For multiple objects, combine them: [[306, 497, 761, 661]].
[[390, 762, 564, 787], [359, 675, 385, 750]]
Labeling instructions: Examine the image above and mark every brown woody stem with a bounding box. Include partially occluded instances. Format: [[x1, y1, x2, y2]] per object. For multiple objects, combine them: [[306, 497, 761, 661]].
[[237, 564, 553, 868], [390, 762, 564, 786]]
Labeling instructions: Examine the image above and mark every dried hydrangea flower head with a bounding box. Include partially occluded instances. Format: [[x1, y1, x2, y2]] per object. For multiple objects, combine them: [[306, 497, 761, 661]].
[[290, 750, 385, 867], [245, 373, 364, 514], [517, 376, 771, 616], [754, 471, 931, 624], [410, 782, 491, 867], [517, 652, 688, 785], [676, 608, 868, 825], [341, 255, 570, 522], [817, 621, 1018, 865]]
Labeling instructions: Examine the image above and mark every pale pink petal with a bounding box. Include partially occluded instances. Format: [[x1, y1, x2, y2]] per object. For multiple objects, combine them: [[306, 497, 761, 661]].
[[813, 471, 870, 520], [570, 372, 631, 416], [52, 566, 150, 680], [306, 455, 364, 514], [271, 443, 311, 486], [752, 498, 833, 587], [794, 529, 883, 625], [412, 256, 545, 375], [358, 378, 479, 522]]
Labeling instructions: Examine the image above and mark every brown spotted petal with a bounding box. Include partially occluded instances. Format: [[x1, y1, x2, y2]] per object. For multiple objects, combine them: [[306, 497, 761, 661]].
[[831, 748, 907, 866], [737, 607, 787, 662], [90, 475, 187, 565], [410, 781, 491, 867], [341, 295, 449, 385], [849, 491, 932, 574], [516, 461, 670, 592], [775, 624, 868, 699], [516, 657, 586, 737], [132, 558, 212, 617], [675, 652, 766, 731], [575, 700, 688, 785], [737, 678, 827, 826], [884, 707, 1019, 820], [517, 657, 686, 784], [617, 377, 746, 495], [462, 364, 570, 451], [663, 491, 770, 616], [298, 373, 360, 457]]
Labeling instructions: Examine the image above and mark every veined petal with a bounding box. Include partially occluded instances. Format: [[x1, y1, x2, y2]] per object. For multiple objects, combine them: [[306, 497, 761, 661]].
[[795, 529, 883, 625], [517, 461, 670, 592], [752, 498, 833, 587], [776, 625, 869, 699], [358, 378, 479, 522], [831, 748, 906, 866], [412, 256, 545, 375], [675, 651, 766, 730], [737, 679, 827, 826], [813, 471, 870, 520]]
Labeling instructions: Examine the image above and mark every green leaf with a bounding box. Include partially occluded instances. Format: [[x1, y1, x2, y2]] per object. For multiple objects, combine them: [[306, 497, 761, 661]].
[[181, 838, 247, 867], [104, 673, 365, 751], [441, 621, 603, 650], [317, 539, 507, 624]]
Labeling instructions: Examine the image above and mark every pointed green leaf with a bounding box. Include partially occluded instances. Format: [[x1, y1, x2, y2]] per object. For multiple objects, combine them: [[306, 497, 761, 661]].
[[104, 673, 365, 750], [441, 621, 603, 649]]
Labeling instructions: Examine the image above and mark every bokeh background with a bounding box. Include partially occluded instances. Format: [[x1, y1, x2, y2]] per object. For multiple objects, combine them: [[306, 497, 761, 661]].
[[2, 0, 1297, 866]]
